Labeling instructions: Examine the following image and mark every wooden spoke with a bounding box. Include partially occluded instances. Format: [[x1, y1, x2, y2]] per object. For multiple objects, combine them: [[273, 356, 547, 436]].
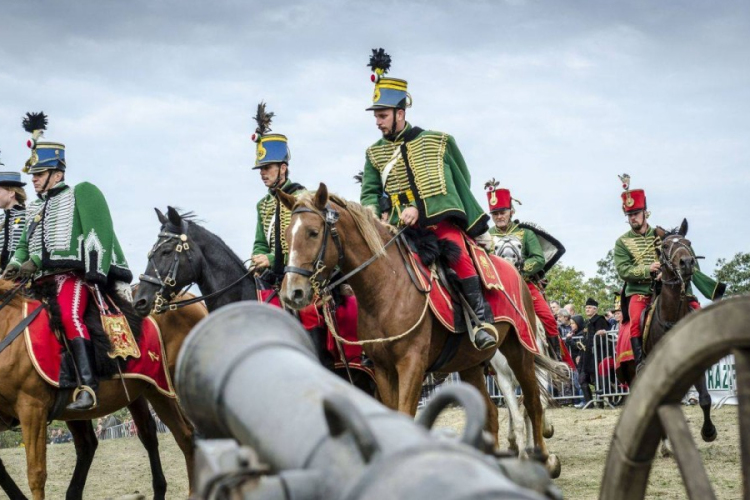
[[732, 348, 750, 500], [657, 404, 716, 500]]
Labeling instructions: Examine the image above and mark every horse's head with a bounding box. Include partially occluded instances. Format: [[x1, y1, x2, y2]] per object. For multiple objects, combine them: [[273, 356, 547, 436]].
[[494, 234, 524, 272], [656, 219, 698, 290], [278, 183, 345, 310], [133, 207, 204, 317]]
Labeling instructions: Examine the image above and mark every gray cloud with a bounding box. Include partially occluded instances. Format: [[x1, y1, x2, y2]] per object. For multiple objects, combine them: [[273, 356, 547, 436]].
[[1, 0, 748, 287]]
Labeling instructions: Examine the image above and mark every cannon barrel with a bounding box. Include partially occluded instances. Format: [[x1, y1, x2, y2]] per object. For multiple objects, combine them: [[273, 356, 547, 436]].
[[176, 302, 554, 499]]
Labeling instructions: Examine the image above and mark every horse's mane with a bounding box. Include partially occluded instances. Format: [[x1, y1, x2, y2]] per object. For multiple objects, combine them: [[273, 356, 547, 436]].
[[294, 193, 386, 258], [166, 209, 248, 272]]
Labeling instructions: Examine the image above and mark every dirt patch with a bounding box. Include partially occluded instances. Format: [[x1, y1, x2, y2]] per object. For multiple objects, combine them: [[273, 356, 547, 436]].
[[0, 405, 739, 498]]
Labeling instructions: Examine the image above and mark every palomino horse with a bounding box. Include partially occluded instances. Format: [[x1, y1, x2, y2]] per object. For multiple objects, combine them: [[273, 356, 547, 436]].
[[0, 283, 206, 500], [642, 220, 716, 455], [278, 185, 562, 477]]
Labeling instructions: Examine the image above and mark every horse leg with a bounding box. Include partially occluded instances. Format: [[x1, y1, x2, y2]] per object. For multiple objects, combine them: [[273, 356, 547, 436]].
[[371, 365, 398, 410], [396, 354, 427, 416], [0, 457, 27, 499], [489, 353, 523, 455], [128, 397, 167, 499], [502, 337, 561, 478], [144, 390, 195, 494], [459, 365, 499, 448], [17, 400, 48, 500], [694, 378, 717, 442], [64, 420, 97, 500]]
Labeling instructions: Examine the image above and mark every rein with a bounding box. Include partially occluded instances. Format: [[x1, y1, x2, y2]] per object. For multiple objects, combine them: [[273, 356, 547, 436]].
[[285, 203, 429, 346], [139, 221, 254, 313]]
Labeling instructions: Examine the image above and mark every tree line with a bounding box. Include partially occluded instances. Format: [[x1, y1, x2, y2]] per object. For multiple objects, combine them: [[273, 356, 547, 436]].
[[544, 251, 750, 313]]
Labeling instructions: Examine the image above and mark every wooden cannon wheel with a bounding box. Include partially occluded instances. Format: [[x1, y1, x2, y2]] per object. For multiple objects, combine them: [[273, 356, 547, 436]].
[[600, 296, 750, 500]]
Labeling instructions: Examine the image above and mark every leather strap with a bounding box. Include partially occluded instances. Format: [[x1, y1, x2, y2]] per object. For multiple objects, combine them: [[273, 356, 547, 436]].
[[0, 305, 42, 355]]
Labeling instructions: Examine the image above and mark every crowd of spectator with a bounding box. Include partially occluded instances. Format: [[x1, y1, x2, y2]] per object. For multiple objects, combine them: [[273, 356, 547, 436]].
[[47, 428, 72, 444]]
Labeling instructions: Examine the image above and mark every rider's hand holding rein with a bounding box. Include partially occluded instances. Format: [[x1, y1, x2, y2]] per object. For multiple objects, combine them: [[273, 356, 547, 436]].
[[649, 262, 661, 273], [251, 254, 271, 270], [1, 263, 20, 281], [399, 206, 419, 226]]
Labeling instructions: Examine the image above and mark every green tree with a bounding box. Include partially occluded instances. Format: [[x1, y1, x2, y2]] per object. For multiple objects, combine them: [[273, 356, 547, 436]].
[[545, 262, 588, 313], [715, 252, 750, 296]]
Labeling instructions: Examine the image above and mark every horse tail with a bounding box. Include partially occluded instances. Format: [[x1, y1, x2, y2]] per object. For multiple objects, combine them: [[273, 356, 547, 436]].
[[533, 352, 570, 388]]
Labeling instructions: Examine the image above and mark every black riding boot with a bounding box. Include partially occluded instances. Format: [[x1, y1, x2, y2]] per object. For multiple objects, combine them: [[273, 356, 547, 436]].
[[66, 338, 98, 411], [458, 277, 498, 350], [631, 336, 644, 366], [581, 383, 593, 404]]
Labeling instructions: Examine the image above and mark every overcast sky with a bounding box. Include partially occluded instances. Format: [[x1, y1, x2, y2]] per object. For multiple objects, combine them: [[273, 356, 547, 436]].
[[0, 0, 747, 288]]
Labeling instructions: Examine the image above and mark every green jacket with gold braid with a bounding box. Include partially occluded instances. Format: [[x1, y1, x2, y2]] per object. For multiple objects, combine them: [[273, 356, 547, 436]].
[[614, 226, 725, 300], [360, 123, 489, 238], [252, 179, 306, 269], [489, 223, 545, 280]]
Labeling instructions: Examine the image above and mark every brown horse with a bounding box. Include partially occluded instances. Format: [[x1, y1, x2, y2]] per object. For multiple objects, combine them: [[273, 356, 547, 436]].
[[0, 283, 206, 499], [277, 184, 562, 477], [642, 220, 716, 452]]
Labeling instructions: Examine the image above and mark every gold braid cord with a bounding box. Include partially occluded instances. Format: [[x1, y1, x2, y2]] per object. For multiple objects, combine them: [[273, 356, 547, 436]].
[[323, 294, 430, 347]]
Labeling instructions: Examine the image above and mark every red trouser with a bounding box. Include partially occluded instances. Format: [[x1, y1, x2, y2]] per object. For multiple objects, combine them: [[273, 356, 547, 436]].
[[52, 273, 92, 340], [431, 221, 477, 279], [527, 282, 558, 337], [628, 293, 700, 338]]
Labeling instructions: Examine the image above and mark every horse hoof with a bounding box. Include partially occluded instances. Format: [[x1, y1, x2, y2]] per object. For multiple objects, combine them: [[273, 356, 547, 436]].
[[508, 440, 519, 455], [702, 427, 718, 443], [546, 454, 561, 479], [543, 424, 554, 439], [660, 443, 673, 458]]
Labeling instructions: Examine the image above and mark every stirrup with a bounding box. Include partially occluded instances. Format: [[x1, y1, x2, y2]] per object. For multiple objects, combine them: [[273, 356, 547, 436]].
[[69, 386, 98, 410], [472, 323, 498, 350]]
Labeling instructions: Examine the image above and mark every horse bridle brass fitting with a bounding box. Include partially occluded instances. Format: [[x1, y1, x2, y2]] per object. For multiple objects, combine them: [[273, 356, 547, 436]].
[[139, 219, 201, 313], [658, 234, 698, 296], [284, 205, 344, 297]]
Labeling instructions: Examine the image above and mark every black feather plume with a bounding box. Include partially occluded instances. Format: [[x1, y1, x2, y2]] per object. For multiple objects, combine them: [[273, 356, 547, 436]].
[[367, 48, 391, 74], [22, 112, 48, 133], [253, 102, 274, 136], [353, 170, 364, 184], [484, 178, 500, 191]]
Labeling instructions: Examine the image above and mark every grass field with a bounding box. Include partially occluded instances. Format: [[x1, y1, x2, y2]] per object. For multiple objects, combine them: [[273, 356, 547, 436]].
[[0, 404, 740, 499]]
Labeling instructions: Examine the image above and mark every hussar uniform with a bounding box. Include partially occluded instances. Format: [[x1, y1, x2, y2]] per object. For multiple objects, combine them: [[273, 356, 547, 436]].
[[250, 104, 306, 279], [485, 181, 574, 369], [0, 171, 27, 270], [613, 175, 725, 365], [5, 112, 132, 411], [359, 48, 496, 350]]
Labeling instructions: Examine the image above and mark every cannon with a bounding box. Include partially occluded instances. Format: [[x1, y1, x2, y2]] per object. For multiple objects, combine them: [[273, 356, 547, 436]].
[[175, 302, 562, 499]]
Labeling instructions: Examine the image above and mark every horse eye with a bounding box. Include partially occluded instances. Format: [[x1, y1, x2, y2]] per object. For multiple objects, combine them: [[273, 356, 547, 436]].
[[308, 229, 320, 238]]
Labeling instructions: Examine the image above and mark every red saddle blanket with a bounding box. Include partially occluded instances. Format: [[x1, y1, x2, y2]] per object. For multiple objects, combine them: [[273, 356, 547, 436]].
[[407, 240, 539, 355], [22, 301, 176, 397], [258, 291, 371, 374]]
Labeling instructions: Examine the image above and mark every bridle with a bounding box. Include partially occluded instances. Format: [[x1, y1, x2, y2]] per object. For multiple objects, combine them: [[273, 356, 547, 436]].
[[284, 203, 406, 297], [284, 205, 344, 297], [139, 220, 252, 313], [658, 234, 698, 296]]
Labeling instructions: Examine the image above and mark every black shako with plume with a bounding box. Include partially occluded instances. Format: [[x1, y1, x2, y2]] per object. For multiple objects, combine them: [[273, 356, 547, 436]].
[[253, 102, 274, 138]]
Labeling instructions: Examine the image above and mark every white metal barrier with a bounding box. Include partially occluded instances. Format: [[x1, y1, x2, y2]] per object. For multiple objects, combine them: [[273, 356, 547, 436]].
[[709, 354, 737, 409], [99, 413, 171, 440], [584, 329, 630, 409]]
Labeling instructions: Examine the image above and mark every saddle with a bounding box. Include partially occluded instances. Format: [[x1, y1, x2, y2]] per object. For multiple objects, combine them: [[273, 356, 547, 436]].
[[22, 285, 175, 399], [399, 228, 538, 355]]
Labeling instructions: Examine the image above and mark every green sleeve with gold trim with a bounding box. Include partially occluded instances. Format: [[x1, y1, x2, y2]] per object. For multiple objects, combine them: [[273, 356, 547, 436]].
[[614, 237, 651, 283], [441, 136, 488, 236], [252, 199, 275, 267], [692, 269, 726, 300], [360, 154, 383, 218], [522, 230, 545, 277]]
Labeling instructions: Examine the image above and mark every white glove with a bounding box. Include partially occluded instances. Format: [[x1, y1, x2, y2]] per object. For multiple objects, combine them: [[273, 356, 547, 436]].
[[475, 232, 493, 252]]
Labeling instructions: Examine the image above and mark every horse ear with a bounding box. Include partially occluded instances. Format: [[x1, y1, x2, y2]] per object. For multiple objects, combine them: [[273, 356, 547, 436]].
[[166, 206, 182, 227], [655, 226, 666, 239], [276, 189, 296, 211], [155, 208, 168, 225], [314, 183, 329, 211], [678, 218, 688, 237]]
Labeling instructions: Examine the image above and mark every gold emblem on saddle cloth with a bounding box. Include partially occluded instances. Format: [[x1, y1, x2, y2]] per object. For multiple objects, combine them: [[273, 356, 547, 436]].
[[103, 313, 141, 360]]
